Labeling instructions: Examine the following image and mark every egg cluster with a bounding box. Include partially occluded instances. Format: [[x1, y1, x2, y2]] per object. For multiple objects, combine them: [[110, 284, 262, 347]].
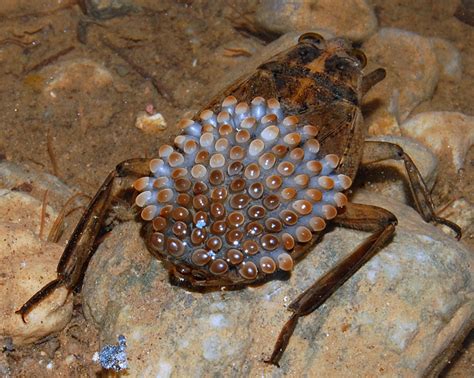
[[133, 96, 352, 282]]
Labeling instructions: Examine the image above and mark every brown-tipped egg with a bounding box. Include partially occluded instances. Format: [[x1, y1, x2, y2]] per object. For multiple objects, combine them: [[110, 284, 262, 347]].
[[156, 189, 174, 203], [277, 253, 294, 271], [260, 256, 277, 274], [249, 139, 265, 156], [239, 261, 258, 280], [296, 226, 312, 243], [210, 259, 229, 275], [258, 152, 276, 170]]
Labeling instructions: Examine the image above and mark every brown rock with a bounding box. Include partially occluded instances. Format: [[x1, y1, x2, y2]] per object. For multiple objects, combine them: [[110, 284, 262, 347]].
[[363, 28, 440, 132], [255, 0, 377, 42], [0, 0, 75, 17]]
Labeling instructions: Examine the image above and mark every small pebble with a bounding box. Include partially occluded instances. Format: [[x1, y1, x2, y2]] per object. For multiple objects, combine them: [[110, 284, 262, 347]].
[[135, 111, 167, 134]]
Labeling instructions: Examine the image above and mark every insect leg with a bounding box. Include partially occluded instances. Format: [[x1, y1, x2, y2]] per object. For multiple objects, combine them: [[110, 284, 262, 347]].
[[266, 203, 397, 367], [362, 140, 461, 239], [361, 68, 386, 96], [16, 158, 151, 322]]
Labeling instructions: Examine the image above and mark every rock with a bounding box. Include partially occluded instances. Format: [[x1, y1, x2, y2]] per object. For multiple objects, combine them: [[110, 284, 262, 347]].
[[0, 189, 58, 238], [135, 111, 167, 134], [400, 112, 474, 171], [363, 110, 401, 137], [0, 350, 10, 376], [80, 0, 135, 20], [42, 59, 113, 94], [27, 58, 116, 130], [363, 28, 440, 133], [0, 165, 77, 346], [0, 161, 77, 207], [255, 0, 377, 42], [431, 37, 463, 81], [0, 0, 75, 17], [0, 223, 73, 346], [82, 191, 473, 376], [356, 136, 439, 204]]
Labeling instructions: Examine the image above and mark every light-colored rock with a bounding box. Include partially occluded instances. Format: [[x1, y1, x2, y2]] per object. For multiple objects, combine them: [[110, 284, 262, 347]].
[[400, 111, 474, 171], [0, 160, 78, 210], [134, 111, 167, 134], [43, 59, 113, 94], [0, 189, 57, 237], [255, 0, 377, 42], [364, 110, 401, 136], [0, 223, 73, 346], [360, 135, 439, 204], [431, 37, 463, 81], [82, 191, 473, 376], [0, 165, 77, 346], [25, 58, 117, 130], [363, 28, 441, 133]]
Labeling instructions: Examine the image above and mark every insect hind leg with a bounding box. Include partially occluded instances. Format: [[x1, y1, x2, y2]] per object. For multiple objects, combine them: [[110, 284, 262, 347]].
[[265, 203, 396, 366], [362, 140, 461, 239], [16, 158, 151, 322]]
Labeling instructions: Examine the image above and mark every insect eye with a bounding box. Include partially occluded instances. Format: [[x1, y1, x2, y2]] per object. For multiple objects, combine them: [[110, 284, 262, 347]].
[[298, 32, 325, 46], [350, 49, 367, 68]]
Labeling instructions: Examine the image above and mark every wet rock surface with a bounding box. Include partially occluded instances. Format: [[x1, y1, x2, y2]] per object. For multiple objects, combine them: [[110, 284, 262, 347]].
[[363, 28, 441, 133], [83, 191, 473, 376], [254, 0, 377, 42], [400, 111, 474, 171], [0, 222, 73, 346], [0, 161, 77, 206], [431, 37, 463, 82], [0, 164, 75, 346], [0, 0, 75, 17]]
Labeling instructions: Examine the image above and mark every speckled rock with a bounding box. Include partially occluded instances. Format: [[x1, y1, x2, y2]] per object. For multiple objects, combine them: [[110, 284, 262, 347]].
[[357, 136, 439, 204], [0, 221, 72, 346], [82, 191, 473, 376], [363, 28, 440, 134], [0, 166, 76, 346], [400, 111, 474, 171], [0, 189, 57, 237], [255, 0, 377, 42]]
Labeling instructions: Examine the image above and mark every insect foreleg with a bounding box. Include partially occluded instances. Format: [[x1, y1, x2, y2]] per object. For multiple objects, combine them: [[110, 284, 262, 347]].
[[16, 158, 151, 322]]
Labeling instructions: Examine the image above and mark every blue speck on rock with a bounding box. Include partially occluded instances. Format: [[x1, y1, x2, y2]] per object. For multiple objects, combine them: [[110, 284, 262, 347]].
[[99, 335, 128, 371]]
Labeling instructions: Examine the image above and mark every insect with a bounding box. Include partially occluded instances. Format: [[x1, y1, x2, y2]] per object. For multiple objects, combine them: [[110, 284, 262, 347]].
[[17, 33, 461, 366]]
